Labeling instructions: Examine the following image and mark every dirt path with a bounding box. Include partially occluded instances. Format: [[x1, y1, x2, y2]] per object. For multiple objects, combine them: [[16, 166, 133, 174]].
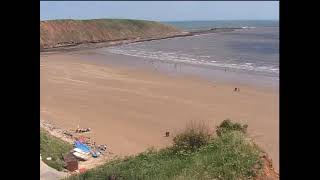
[[40, 160, 68, 180]]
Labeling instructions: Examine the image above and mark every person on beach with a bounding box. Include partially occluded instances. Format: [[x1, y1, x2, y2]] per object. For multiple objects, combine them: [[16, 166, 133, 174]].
[[151, 60, 158, 71]]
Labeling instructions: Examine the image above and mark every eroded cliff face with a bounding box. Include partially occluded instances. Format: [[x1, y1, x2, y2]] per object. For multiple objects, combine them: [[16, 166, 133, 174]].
[[40, 19, 184, 49]]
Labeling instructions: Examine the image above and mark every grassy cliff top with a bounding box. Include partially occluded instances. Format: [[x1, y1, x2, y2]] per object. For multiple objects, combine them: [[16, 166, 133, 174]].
[[66, 120, 277, 180], [40, 19, 183, 49]]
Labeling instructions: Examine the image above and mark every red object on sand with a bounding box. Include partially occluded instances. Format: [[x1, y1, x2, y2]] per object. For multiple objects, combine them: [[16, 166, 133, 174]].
[[79, 168, 87, 173], [78, 136, 86, 143]]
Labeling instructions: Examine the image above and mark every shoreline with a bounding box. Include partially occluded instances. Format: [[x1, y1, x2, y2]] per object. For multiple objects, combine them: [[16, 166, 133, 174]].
[[41, 53, 279, 171], [73, 50, 279, 92], [40, 27, 241, 53], [40, 26, 278, 91]]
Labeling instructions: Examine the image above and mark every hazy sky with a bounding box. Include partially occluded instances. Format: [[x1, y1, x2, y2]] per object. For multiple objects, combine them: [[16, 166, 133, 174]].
[[40, 1, 279, 21]]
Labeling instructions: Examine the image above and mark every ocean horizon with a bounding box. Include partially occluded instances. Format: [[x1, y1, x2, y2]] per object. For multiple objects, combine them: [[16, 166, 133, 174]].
[[162, 20, 279, 31], [100, 20, 279, 80]]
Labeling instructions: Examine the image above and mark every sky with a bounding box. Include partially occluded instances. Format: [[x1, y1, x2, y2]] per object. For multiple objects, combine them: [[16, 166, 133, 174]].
[[40, 1, 279, 21]]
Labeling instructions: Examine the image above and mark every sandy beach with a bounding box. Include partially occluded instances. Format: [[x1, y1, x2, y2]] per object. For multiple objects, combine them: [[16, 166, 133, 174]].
[[40, 53, 279, 171]]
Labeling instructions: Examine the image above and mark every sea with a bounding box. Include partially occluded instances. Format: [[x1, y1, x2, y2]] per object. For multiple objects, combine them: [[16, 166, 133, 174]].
[[94, 20, 279, 88]]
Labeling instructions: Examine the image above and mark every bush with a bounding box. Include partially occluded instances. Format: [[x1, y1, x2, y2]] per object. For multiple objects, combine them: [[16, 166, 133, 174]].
[[68, 125, 263, 180], [216, 119, 248, 137], [172, 121, 211, 155], [67, 120, 266, 180]]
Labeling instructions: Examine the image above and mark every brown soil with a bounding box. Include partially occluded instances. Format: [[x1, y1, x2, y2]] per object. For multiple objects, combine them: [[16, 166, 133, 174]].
[[40, 19, 184, 49], [256, 153, 279, 180]]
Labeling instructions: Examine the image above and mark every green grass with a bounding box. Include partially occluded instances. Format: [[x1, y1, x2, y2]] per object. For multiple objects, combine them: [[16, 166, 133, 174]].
[[40, 129, 73, 171], [67, 120, 263, 180], [216, 119, 248, 137]]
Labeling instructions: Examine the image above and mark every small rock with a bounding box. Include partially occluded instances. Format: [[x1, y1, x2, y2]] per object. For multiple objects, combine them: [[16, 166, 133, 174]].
[[46, 157, 52, 161]]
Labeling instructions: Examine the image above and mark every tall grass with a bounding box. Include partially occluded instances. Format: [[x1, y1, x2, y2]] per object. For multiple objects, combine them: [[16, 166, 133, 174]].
[[216, 119, 248, 137], [67, 120, 262, 180], [172, 121, 211, 155], [40, 129, 73, 171]]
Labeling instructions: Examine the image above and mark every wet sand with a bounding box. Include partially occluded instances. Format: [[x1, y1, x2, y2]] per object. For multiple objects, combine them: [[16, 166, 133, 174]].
[[40, 53, 279, 171]]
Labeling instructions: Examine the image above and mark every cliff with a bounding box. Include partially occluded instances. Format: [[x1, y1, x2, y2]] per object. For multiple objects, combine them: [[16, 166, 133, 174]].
[[40, 19, 185, 49]]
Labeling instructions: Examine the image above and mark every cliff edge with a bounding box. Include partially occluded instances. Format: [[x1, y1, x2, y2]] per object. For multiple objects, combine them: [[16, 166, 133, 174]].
[[40, 19, 185, 49]]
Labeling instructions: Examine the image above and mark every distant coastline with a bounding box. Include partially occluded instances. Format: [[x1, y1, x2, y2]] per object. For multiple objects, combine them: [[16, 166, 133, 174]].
[[40, 27, 241, 53], [163, 20, 279, 31], [41, 19, 278, 52]]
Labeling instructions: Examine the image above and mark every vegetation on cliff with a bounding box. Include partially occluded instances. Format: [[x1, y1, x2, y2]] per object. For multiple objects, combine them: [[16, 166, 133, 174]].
[[40, 19, 183, 49], [67, 120, 277, 180], [40, 129, 72, 171]]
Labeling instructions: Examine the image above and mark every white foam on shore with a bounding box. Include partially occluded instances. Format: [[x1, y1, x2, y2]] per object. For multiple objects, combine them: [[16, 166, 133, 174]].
[[241, 26, 256, 29], [105, 47, 279, 75]]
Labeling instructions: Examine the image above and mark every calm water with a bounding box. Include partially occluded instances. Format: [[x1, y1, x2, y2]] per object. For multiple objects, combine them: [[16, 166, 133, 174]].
[[95, 21, 279, 87], [163, 20, 279, 32]]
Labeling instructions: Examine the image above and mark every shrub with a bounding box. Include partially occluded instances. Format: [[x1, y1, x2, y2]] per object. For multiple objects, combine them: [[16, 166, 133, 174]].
[[67, 120, 266, 180], [216, 119, 248, 137], [172, 121, 211, 155]]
